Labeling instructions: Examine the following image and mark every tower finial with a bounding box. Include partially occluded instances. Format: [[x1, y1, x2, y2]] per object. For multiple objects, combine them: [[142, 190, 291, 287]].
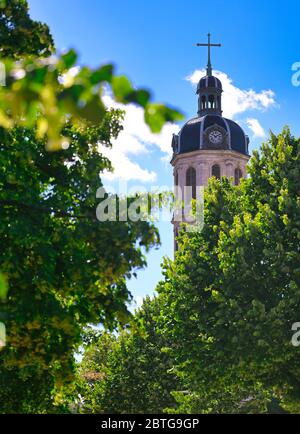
[[196, 33, 221, 76]]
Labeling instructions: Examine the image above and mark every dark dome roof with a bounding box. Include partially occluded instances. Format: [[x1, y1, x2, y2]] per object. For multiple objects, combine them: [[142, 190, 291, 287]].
[[176, 114, 249, 155], [197, 75, 222, 91]]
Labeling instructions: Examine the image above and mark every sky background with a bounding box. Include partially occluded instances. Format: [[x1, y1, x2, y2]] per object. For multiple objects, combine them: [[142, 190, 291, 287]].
[[29, 0, 300, 308]]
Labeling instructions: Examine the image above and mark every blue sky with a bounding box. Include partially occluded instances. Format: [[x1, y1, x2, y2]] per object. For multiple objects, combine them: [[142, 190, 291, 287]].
[[29, 0, 300, 307]]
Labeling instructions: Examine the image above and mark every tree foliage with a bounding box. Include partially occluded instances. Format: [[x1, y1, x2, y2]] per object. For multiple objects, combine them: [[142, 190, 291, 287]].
[[155, 127, 300, 413], [2, 0, 299, 416], [0, 0, 54, 58], [0, 0, 182, 412], [0, 1, 183, 151], [0, 116, 162, 412], [78, 297, 180, 414], [78, 128, 300, 414], [0, 54, 183, 151]]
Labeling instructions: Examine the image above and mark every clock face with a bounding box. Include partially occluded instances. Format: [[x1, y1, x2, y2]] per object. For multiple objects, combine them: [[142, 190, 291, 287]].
[[209, 130, 223, 145]]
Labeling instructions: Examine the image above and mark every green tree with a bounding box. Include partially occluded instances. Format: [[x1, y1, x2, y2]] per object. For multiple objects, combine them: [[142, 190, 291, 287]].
[[0, 0, 183, 412], [156, 128, 300, 413], [78, 297, 180, 414], [0, 118, 161, 413], [0, 0, 54, 58]]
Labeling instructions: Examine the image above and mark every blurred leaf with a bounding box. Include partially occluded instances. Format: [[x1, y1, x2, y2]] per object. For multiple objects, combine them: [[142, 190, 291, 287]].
[[164, 106, 184, 123], [61, 49, 78, 69], [60, 84, 85, 103], [0, 322, 5, 349], [77, 95, 106, 124], [90, 64, 114, 84], [111, 75, 133, 102], [126, 89, 151, 107], [144, 103, 167, 133], [28, 66, 48, 84], [46, 136, 70, 152], [0, 53, 183, 148], [36, 118, 48, 138], [144, 103, 184, 133], [0, 273, 8, 300]]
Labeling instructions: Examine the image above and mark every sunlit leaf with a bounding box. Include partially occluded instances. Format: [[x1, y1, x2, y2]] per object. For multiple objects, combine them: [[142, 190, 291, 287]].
[[0, 273, 8, 300], [111, 75, 133, 102], [126, 89, 150, 107], [60, 49, 78, 69], [77, 95, 106, 124], [0, 322, 5, 349], [144, 103, 184, 133], [144, 103, 166, 133], [90, 64, 114, 84]]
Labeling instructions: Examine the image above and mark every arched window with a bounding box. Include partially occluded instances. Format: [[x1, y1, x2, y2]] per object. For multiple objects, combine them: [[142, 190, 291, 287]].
[[234, 168, 243, 185], [186, 167, 196, 199], [212, 164, 221, 179], [201, 95, 206, 110]]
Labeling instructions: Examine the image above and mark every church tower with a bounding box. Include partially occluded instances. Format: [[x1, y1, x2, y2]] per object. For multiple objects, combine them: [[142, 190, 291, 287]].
[[171, 34, 250, 246]]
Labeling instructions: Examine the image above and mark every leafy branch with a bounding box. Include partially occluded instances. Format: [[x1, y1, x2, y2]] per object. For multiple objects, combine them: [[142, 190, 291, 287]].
[[0, 52, 184, 150]]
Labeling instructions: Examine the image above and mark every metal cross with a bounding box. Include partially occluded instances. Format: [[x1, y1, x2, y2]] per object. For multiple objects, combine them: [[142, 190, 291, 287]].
[[196, 33, 221, 76]]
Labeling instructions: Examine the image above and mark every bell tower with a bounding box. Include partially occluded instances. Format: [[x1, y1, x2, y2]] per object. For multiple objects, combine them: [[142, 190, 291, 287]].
[[171, 34, 250, 249]]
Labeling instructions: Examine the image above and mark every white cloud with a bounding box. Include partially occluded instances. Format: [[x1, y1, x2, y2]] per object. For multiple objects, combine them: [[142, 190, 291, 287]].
[[99, 95, 180, 182], [246, 118, 266, 138], [186, 69, 276, 119], [98, 71, 275, 183]]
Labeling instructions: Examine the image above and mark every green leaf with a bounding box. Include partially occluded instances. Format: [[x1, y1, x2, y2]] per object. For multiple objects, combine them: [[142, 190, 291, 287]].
[[61, 49, 78, 69], [126, 89, 151, 107], [144, 103, 184, 133], [0, 273, 8, 300], [111, 75, 134, 102], [77, 95, 106, 124], [90, 64, 114, 84], [164, 106, 184, 123], [144, 103, 166, 133]]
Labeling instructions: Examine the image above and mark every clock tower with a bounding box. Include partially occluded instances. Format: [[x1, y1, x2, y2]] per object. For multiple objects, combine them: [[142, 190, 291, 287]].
[[171, 34, 250, 247]]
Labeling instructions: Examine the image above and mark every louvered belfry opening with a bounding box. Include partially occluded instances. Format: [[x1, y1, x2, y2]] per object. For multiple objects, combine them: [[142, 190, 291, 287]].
[[212, 164, 221, 179]]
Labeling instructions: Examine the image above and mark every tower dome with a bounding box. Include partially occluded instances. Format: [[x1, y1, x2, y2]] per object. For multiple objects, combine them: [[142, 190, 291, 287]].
[[197, 75, 222, 91], [174, 115, 249, 156]]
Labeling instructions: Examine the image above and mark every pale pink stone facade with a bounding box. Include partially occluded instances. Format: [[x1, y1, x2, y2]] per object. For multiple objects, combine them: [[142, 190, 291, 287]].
[[171, 149, 249, 249], [172, 149, 249, 188]]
